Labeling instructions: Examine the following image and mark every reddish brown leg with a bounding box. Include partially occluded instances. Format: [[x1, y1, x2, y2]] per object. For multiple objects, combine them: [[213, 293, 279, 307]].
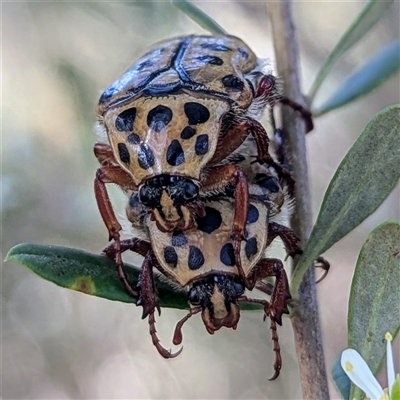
[[103, 238, 152, 298], [139, 253, 182, 358], [94, 165, 138, 296], [238, 295, 282, 380], [94, 142, 119, 166], [201, 164, 249, 271], [104, 238, 181, 358], [254, 281, 274, 296], [253, 74, 313, 133], [279, 97, 314, 133], [245, 258, 291, 325], [266, 222, 302, 258]]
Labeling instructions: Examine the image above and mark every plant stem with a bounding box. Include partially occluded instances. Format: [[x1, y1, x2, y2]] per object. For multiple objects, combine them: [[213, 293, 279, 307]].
[[267, 1, 330, 398]]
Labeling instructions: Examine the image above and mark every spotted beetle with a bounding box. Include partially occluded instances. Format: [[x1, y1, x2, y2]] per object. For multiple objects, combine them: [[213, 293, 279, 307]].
[[94, 35, 311, 272], [103, 141, 302, 380]]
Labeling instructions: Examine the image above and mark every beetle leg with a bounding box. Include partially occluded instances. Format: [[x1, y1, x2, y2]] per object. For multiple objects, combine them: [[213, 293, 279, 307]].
[[94, 142, 119, 166], [201, 164, 249, 271], [246, 258, 291, 325], [103, 238, 152, 298], [254, 74, 313, 133], [238, 295, 282, 380], [279, 97, 314, 133], [95, 166, 138, 297], [105, 239, 182, 358], [266, 222, 302, 258], [141, 251, 183, 358], [214, 117, 295, 195], [314, 256, 331, 283], [148, 311, 183, 359]]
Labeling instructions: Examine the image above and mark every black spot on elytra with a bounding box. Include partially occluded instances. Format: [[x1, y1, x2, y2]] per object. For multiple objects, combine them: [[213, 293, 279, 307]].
[[117, 143, 130, 164], [238, 48, 249, 59], [195, 134, 209, 156], [196, 207, 222, 234], [200, 43, 231, 52], [164, 246, 178, 268], [222, 75, 244, 91], [255, 173, 280, 193], [246, 204, 259, 224], [166, 140, 185, 166], [147, 105, 173, 132], [220, 243, 235, 266], [138, 143, 155, 169], [184, 102, 210, 125], [197, 55, 224, 65], [115, 108, 136, 131], [172, 231, 188, 247], [127, 133, 140, 144], [180, 126, 196, 139], [245, 237, 258, 260], [188, 246, 205, 270]]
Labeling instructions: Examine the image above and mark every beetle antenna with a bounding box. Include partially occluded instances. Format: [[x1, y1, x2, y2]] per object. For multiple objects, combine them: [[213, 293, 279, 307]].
[[172, 307, 202, 345], [148, 311, 182, 358]]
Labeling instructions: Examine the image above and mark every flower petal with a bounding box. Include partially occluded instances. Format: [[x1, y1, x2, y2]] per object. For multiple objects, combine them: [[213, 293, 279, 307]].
[[386, 332, 395, 398], [341, 348, 386, 399]]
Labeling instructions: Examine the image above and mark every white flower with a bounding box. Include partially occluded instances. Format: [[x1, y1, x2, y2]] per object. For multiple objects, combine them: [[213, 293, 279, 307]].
[[340, 332, 398, 400]]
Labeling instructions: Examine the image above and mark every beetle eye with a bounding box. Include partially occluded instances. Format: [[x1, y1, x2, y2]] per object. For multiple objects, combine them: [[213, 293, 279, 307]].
[[184, 181, 199, 201], [234, 282, 245, 296], [188, 288, 201, 305]]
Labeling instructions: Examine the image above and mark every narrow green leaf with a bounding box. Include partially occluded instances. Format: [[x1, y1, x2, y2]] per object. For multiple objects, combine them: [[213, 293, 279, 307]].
[[392, 378, 400, 400], [6, 244, 262, 311], [6, 243, 188, 309], [348, 221, 400, 400], [314, 40, 400, 116], [309, 0, 394, 101], [172, 0, 227, 35], [331, 354, 351, 400], [292, 105, 400, 297]]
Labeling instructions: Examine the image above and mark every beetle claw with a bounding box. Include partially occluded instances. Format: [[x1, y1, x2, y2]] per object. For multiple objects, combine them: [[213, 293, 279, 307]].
[[148, 311, 182, 359]]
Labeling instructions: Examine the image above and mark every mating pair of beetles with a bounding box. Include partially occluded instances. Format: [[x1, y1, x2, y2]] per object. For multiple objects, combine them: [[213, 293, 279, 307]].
[[94, 34, 310, 380]]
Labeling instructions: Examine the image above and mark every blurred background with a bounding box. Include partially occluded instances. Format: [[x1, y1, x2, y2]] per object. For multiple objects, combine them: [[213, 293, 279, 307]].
[[2, 1, 399, 399]]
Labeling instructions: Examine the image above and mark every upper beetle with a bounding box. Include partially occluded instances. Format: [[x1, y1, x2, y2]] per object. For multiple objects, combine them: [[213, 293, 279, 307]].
[[94, 35, 309, 262]]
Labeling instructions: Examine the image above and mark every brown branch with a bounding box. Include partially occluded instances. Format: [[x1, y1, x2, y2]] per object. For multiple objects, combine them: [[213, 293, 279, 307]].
[[267, 1, 330, 398]]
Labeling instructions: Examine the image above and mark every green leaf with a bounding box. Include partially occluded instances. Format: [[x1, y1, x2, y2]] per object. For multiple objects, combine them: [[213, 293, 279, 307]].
[[348, 221, 400, 400], [6, 243, 262, 311], [309, 0, 394, 101], [292, 105, 400, 297], [314, 40, 400, 116], [392, 377, 400, 400], [172, 0, 227, 35], [331, 354, 351, 400], [6, 243, 188, 309]]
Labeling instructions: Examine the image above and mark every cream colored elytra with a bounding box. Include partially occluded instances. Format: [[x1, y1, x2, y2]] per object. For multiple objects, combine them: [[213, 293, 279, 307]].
[[146, 197, 269, 287], [103, 94, 229, 185]]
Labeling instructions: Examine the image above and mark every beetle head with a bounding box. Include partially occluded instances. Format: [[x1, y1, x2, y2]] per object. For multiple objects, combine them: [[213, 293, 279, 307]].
[[139, 174, 201, 232], [187, 275, 245, 334]]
